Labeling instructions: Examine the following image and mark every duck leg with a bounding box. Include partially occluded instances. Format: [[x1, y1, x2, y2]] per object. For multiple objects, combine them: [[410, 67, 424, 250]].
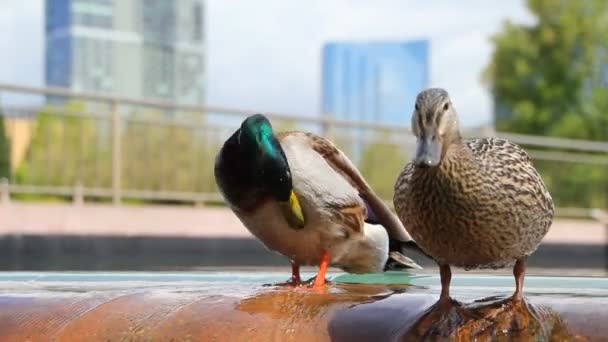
[[439, 264, 452, 305], [290, 260, 301, 285], [409, 263, 463, 337], [312, 250, 331, 288], [459, 259, 529, 328], [512, 258, 526, 301]]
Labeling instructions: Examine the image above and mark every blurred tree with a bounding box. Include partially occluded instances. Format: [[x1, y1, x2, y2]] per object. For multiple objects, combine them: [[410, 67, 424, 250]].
[[122, 120, 220, 195], [485, 0, 608, 208], [16, 103, 112, 190], [273, 118, 298, 132], [486, 0, 608, 136], [359, 131, 408, 201], [0, 112, 11, 179]]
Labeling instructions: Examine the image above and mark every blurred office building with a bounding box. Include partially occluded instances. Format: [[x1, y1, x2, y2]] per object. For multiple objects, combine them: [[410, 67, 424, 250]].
[[321, 40, 429, 160], [321, 40, 429, 125], [45, 0, 205, 105]]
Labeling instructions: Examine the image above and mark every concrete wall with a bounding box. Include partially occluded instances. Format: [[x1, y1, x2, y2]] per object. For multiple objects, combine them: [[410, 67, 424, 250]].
[[0, 203, 606, 271]]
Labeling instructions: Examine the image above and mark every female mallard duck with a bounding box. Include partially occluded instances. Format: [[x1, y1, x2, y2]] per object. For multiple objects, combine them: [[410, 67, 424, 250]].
[[393, 88, 554, 303], [215, 114, 422, 288]]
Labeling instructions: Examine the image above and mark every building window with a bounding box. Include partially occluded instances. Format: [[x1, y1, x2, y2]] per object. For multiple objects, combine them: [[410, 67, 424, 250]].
[[143, 45, 175, 99], [74, 13, 113, 28], [193, 3, 203, 41], [72, 0, 113, 29], [143, 0, 175, 44]]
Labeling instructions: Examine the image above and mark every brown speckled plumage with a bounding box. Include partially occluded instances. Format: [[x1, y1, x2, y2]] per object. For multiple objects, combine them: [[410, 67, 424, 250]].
[[393, 88, 554, 301], [394, 137, 553, 269]]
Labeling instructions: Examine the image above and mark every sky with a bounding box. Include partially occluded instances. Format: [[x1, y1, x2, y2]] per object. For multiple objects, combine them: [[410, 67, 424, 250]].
[[0, 0, 535, 127]]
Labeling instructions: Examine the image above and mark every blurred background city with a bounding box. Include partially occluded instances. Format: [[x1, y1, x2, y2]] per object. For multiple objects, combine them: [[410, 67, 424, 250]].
[[0, 0, 606, 274]]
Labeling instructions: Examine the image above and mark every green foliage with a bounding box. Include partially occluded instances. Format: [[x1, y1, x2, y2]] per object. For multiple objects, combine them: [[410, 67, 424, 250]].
[[122, 121, 219, 193], [15, 103, 412, 204], [330, 127, 365, 159], [16, 104, 221, 201], [272, 118, 298, 132], [486, 0, 608, 136], [359, 132, 408, 200], [485, 0, 608, 208], [16, 103, 112, 188], [0, 113, 10, 179]]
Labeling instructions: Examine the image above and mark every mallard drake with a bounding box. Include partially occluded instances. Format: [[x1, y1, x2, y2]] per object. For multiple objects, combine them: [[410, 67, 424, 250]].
[[393, 89, 554, 303], [215, 114, 422, 287]]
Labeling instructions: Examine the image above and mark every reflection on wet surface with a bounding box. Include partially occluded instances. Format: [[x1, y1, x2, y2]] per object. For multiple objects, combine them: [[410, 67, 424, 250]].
[[0, 272, 606, 341], [400, 296, 572, 341]]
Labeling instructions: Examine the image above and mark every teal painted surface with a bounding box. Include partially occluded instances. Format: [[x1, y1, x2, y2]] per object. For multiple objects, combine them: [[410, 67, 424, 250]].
[[333, 271, 608, 289], [0, 271, 606, 289]]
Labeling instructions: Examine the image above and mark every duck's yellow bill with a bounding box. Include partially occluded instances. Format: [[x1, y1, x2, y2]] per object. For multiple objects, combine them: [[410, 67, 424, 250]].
[[289, 191, 305, 224], [281, 191, 305, 228]]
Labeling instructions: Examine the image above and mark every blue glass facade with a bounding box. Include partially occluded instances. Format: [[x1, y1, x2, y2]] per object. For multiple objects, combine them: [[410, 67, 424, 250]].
[[45, 0, 72, 89], [322, 40, 429, 125], [45, 0, 72, 34]]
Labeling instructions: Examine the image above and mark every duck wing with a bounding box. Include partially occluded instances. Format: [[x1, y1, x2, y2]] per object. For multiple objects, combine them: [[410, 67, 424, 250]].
[[278, 131, 414, 243], [278, 131, 426, 269], [466, 137, 554, 218]]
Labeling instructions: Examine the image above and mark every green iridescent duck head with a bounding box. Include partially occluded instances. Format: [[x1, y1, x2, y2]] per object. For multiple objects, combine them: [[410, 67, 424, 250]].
[[238, 114, 305, 227]]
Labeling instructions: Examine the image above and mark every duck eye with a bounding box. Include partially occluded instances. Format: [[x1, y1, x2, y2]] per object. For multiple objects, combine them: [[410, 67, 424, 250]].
[[443, 103, 449, 111]]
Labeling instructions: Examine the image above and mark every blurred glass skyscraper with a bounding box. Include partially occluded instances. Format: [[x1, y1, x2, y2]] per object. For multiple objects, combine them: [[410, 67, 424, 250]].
[[321, 41, 429, 125], [45, 0, 205, 105]]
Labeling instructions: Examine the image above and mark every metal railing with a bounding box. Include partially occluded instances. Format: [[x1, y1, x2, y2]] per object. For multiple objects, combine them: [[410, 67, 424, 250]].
[[1, 83, 607, 218]]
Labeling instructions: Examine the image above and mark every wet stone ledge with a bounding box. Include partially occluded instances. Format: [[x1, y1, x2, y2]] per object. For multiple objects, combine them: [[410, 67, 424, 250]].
[[0, 272, 607, 341]]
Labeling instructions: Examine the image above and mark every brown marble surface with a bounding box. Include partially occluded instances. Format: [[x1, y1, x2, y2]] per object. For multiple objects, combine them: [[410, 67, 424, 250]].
[[0, 272, 607, 341]]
